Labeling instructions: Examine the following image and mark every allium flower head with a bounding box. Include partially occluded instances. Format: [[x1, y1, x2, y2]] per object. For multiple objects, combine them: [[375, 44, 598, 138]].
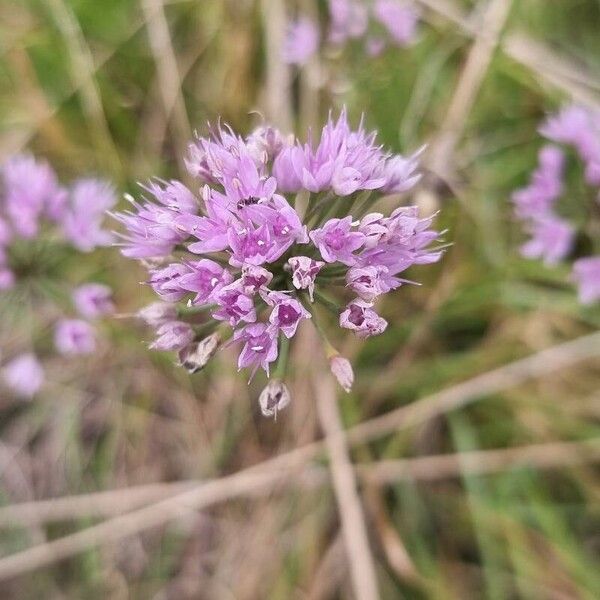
[[1, 154, 115, 388], [115, 110, 444, 403], [512, 105, 600, 305]]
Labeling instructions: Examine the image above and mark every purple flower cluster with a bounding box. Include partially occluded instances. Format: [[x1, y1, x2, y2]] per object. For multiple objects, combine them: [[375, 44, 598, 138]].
[[0, 155, 116, 398], [283, 0, 420, 66], [117, 110, 443, 413], [511, 105, 600, 305]]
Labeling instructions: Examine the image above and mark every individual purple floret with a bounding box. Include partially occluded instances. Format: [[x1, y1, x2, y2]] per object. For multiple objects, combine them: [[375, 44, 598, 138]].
[[310, 216, 365, 265], [340, 299, 388, 338], [115, 110, 444, 411], [234, 323, 279, 379], [283, 18, 320, 65], [288, 256, 324, 301], [265, 291, 311, 338], [212, 281, 257, 326], [573, 257, 600, 305]]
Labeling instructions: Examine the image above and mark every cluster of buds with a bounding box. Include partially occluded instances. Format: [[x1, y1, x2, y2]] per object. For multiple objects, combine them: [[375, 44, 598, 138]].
[[283, 0, 420, 66], [512, 105, 600, 305], [116, 109, 443, 416], [0, 155, 115, 398]]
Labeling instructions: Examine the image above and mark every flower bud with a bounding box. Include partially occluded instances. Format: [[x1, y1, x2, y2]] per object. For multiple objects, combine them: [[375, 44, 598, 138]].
[[137, 302, 177, 327], [330, 355, 354, 393], [178, 332, 220, 373], [258, 379, 291, 418]]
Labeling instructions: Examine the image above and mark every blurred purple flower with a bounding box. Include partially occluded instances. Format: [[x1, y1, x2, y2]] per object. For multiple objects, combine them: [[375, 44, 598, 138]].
[[0, 268, 15, 290], [520, 215, 574, 265], [54, 319, 97, 355], [573, 256, 600, 305], [2, 353, 44, 398], [512, 145, 564, 219], [283, 18, 319, 65], [328, 0, 368, 45], [62, 179, 116, 251], [73, 283, 114, 319], [373, 0, 420, 46], [1, 154, 65, 238]]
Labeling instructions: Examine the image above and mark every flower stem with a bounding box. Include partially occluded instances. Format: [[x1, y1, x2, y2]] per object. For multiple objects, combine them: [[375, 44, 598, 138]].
[[313, 289, 341, 316], [274, 335, 290, 380]]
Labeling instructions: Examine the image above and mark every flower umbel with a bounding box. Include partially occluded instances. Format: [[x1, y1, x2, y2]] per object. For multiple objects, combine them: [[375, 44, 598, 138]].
[[116, 110, 444, 408], [512, 105, 600, 304], [0, 154, 115, 397]]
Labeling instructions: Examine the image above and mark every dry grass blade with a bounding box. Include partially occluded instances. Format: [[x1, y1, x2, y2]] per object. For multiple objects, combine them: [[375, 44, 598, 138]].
[[140, 0, 192, 171], [416, 0, 600, 110], [1, 440, 598, 528], [0, 332, 598, 579], [0, 468, 325, 581], [314, 373, 381, 600], [348, 330, 600, 445], [45, 0, 121, 173], [428, 0, 514, 179], [259, 0, 292, 130], [360, 439, 600, 483], [0, 439, 598, 582]]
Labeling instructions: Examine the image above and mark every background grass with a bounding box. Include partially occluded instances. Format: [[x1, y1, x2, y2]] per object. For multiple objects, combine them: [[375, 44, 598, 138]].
[[0, 0, 599, 598]]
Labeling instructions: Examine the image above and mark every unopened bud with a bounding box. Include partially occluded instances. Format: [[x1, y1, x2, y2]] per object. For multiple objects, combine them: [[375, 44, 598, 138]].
[[137, 302, 177, 327], [330, 355, 354, 393], [259, 379, 291, 418], [178, 332, 220, 373]]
